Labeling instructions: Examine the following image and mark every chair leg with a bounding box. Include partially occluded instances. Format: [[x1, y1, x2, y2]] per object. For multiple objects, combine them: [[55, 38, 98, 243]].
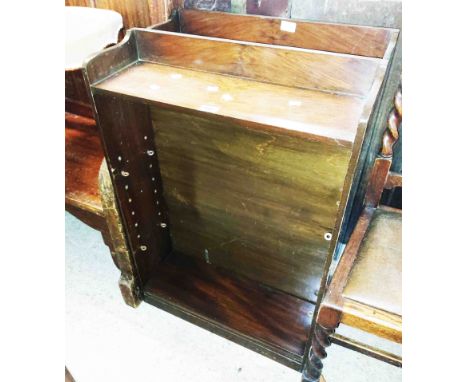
[[302, 324, 336, 382]]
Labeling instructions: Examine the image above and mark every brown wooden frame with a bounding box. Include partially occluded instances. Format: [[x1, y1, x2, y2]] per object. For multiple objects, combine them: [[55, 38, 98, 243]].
[[302, 86, 402, 382]]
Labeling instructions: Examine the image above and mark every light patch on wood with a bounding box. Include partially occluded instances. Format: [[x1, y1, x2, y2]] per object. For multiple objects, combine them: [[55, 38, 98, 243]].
[[280, 20, 297, 33]]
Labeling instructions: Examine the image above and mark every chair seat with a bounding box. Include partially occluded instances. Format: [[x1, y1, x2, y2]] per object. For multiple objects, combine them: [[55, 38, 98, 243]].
[[343, 207, 402, 316]]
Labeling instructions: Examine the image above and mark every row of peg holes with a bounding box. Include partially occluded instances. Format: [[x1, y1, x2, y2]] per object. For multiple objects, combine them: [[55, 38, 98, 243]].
[[117, 136, 167, 254]]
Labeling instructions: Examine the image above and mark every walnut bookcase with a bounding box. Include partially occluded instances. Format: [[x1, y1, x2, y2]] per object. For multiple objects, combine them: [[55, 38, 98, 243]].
[[84, 12, 398, 372]]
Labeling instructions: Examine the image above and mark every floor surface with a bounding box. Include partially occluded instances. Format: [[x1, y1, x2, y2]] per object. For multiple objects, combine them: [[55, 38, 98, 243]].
[[65, 212, 401, 382]]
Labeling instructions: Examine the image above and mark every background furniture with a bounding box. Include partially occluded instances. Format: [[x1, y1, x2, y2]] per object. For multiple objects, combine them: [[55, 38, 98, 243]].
[[65, 7, 137, 296], [65, 7, 123, 244], [65, 0, 177, 29], [303, 87, 402, 382], [82, 11, 397, 374]]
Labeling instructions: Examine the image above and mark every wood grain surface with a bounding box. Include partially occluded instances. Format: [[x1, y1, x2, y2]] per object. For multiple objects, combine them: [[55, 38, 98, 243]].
[[144, 252, 315, 359], [341, 298, 402, 343], [135, 29, 381, 96], [179, 9, 394, 58], [65, 69, 93, 117], [93, 94, 172, 286], [151, 107, 351, 300], [66, 0, 174, 29], [94, 62, 366, 145], [65, 112, 104, 217]]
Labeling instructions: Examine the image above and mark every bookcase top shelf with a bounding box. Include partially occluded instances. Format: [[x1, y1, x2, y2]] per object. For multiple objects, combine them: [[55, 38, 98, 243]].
[[86, 27, 396, 146], [93, 61, 367, 145]]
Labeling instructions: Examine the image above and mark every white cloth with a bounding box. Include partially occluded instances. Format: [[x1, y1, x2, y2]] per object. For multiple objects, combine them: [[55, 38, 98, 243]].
[[65, 6, 123, 70]]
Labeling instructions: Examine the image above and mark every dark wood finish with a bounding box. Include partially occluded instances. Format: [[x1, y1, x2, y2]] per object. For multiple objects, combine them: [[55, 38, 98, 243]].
[[150, 10, 180, 31], [149, 106, 349, 300], [135, 30, 381, 96], [84, 16, 397, 370], [92, 94, 172, 287], [65, 69, 93, 117], [95, 62, 366, 144], [303, 86, 402, 381], [65, 112, 104, 220], [89, 37, 377, 300], [302, 323, 335, 382], [144, 251, 314, 369], [160, 9, 396, 58], [340, 42, 401, 244]]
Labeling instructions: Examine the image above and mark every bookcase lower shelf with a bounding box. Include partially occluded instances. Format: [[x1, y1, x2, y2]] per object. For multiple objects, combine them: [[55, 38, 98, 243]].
[[143, 252, 315, 370]]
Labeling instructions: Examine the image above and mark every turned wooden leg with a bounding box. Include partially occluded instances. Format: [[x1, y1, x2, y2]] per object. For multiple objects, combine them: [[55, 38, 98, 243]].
[[302, 323, 336, 382]]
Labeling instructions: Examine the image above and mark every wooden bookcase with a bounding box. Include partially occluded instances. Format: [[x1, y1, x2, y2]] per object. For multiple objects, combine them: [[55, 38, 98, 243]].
[[84, 10, 398, 371]]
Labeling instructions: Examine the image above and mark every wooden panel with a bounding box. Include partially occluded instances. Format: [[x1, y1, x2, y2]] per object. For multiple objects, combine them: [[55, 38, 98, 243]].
[[94, 0, 170, 28], [92, 94, 172, 285], [151, 107, 351, 300], [65, 68, 93, 117], [84, 30, 139, 86], [135, 29, 380, 96], [150, 15, 180, 31], [144, 252, 315, 361], [94, 62, 366, 144], [65, 112, 103, 216], [179, 9, 393, 58]]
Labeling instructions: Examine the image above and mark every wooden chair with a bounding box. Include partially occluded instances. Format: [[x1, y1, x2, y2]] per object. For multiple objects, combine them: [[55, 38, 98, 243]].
[[302, 86, 402, 382]]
